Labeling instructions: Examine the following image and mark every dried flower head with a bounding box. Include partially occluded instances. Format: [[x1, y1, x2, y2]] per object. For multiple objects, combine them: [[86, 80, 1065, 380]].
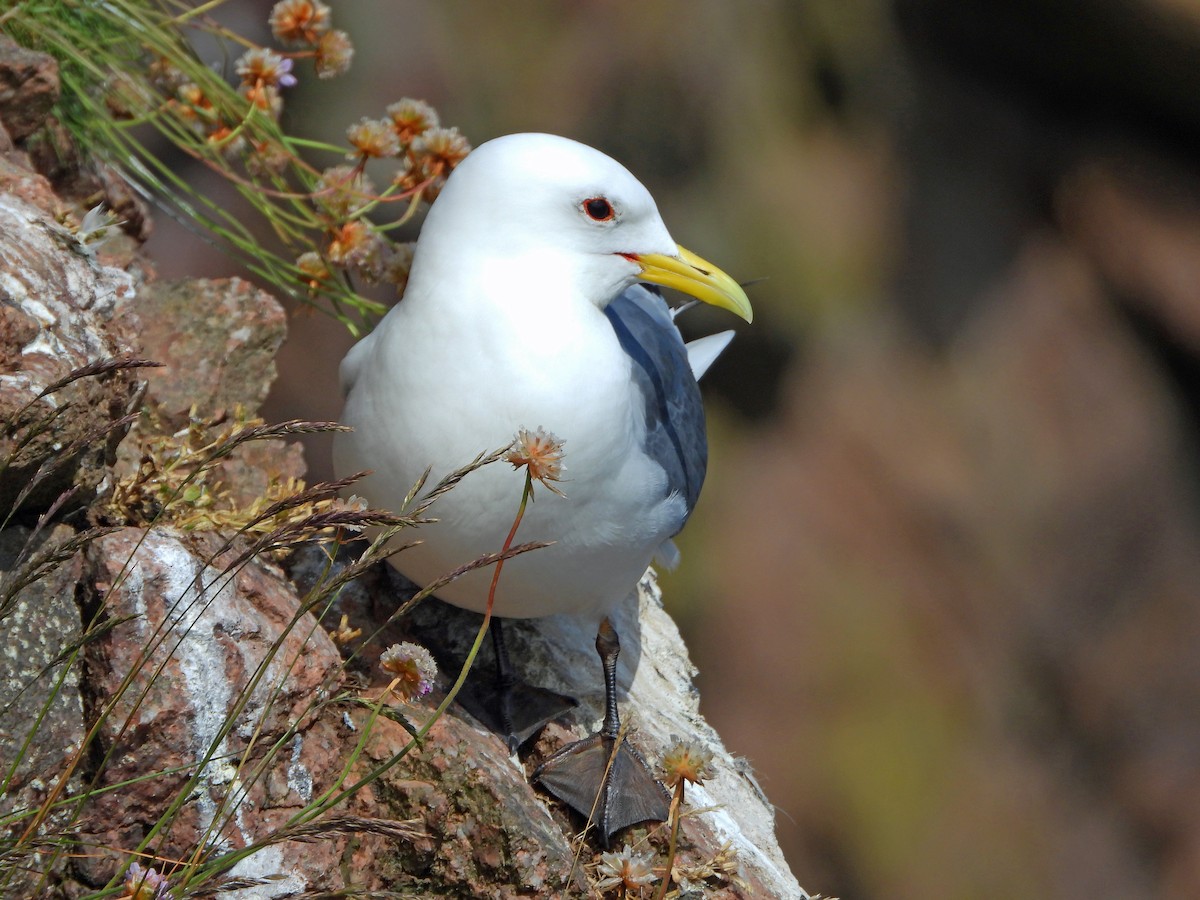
[[207, 124, 247, 158], [347, 116, 401, 160], [123, 862, 170, 900], [595, 843, 657, 894], [411, 126, 472, 198], [269, 0, 331, 45], [673, 841, 745, 892], [296, 250, 332, 289], [172, 82, 216, 131], [147, 56, 185, 93], [236, 48, 297, 90], [313, 165, 375, 219], [660, 737, 714, 788], [106, 73, 155, 120], [506, 427, 566, 496], [325, 220, 372, 264], [314, 29, 354, 78], [387, 97, 440, 145], [246, 138, 293, 177], [380, 642, 437, 699], [238, 81, 283, 118], [326, 220, 388, 278], [392, 155, 419, 193]]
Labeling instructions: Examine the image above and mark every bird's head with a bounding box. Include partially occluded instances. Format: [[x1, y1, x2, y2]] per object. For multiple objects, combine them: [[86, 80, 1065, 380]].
[[412, 133, 752, 322]]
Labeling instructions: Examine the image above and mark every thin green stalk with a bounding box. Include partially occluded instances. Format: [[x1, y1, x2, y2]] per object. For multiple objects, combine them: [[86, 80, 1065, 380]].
[[653, 783, 685, 900], [289, 471, 535, 827]]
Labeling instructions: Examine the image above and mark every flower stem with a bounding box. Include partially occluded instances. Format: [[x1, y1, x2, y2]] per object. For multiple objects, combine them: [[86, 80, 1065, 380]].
[[654, 782, 686, 900], [289, 471, 535, 823], [436, 469, 532, 715]]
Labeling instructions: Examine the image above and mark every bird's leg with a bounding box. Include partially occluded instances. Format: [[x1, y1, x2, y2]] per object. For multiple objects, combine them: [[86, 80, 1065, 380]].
[[491, 619, 520, 753], [596, 618, 622, 740], [448, 614, 578, 750], [533, 618, 671, 847]]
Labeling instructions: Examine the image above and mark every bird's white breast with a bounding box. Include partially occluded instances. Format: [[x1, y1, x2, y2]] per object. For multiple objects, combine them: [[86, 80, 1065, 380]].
[[334, 277, 682, 620]]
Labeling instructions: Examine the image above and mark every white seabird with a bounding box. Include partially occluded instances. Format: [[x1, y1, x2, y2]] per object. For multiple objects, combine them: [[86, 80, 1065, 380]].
[[334, 132, 752, 843]]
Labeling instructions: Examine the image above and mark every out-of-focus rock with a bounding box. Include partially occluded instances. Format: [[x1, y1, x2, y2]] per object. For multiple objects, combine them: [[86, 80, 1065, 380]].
[[0, 37, 59, 141], [1059, 161, 1200, 355]]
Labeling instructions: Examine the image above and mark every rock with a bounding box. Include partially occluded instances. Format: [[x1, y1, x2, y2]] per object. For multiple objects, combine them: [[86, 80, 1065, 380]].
[[113, 278, 287, 428], [0, 189, 142, 520], [78, 527, 357, 894], [104, 275, 304, 520], [702, 235, 1200, 897], [349, 705, 582, 897], [1059, 160, 1200, 356], [289, 542, 810, 898], [0, 37, 59, 141], [0, 524, 87, 898]]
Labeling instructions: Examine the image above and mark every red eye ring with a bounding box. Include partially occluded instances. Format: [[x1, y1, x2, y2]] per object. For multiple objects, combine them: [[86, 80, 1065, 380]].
[[583, 197, 615, 222]]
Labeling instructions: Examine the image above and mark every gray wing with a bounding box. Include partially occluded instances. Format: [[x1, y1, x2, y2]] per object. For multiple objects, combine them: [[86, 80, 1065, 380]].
[[603, 285, 707, 528]]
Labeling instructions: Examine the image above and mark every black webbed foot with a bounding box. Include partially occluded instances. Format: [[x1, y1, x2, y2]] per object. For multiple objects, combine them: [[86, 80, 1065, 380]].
[[533, 618, 670, 846], [454, 618, 577, 751]]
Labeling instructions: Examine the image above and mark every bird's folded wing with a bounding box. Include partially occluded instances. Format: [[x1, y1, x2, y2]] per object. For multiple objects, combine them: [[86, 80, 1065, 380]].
[[603, 285, 710, 522]]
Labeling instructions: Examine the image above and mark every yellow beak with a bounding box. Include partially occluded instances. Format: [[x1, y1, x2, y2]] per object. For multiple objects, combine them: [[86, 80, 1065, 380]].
[[632, 244, 753, 323]]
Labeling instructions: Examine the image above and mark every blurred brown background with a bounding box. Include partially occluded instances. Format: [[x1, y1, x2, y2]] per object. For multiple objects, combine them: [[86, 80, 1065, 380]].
[[146, 1, 1200, 896]]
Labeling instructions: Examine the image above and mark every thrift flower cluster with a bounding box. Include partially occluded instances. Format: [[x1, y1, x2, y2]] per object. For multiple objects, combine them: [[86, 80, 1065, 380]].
[[137, 0, 471, 308], [121, 862, 170, 900], [380, 642, 438, 700]]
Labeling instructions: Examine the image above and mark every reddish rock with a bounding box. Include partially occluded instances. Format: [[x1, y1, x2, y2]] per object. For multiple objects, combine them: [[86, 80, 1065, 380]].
[[1059, 161, 1200, 357], [79, 527, 354, 892], [0, 37, 59, 141], [114, 278, 288, 428]]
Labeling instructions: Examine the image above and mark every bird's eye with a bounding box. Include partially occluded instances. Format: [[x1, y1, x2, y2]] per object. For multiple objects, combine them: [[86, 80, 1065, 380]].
[[583, 197, 615, 222]]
